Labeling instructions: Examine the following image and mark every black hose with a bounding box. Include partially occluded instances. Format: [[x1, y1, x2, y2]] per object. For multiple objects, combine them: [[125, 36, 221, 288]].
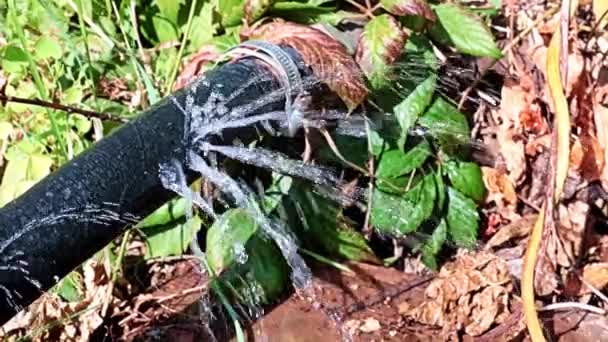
[[0, 56, 294, 325]]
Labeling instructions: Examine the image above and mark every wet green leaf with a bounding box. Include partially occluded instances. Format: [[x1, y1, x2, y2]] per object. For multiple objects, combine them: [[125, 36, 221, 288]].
[[143, 215, 201, 259], [432, 3, 502, 58], [445, 160, 486, 202], [137, 198, 188, 227], [355, 14, 407, 90], [421, 218, 447, 270], [371, 173, 436, 235], [446, 187, 479, 248], [207, 209, 288, 304], [287, 186, 378, 263], [418, 97, 470, 153], [393, 74, 436, 147], [376, 139, 431, 179]]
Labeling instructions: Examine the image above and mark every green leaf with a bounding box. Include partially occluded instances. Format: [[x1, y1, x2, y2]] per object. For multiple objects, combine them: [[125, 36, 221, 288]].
[[371, 173, 436, 235], [446, 187, 479, 248], [420, 218, 447, 270], [356, 14, 407, 90], [189, 3, 217, 51], [137, 198, 188, 228], [287, 185, 378, 263], [207, 209, 288, 304], [53, 271, 83, 302], [418, 97, 470, 153], [2, 45, 28, 73], [445, 160, 486, 202], [0, 141, 53, 207], [152, 15, 179, 43], [34, 36, 62, 60], [376, 139, 431, 179], [206, 209, 258, 273], [215, 0, 245, 27], [262, 174, 292, 214], [142, 216, 201, 259], [155, 0, 184, 26], [393, 74, 436, 147], [432, 4, 502, 58]]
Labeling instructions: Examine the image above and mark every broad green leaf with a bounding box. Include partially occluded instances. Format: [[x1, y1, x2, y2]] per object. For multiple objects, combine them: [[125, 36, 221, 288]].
[[143, 215, 201, 259], [262, 174, 292, 214], [268, 1, 339, 24], [445, 160, 486, 202], [2, 45, 28, 73], [420, 218, 447, 270], [371, 173, 436, 235], [206, 209, 258, 273], [189, 3, 217, 51], [418, 97, 470, 153], [53, 271, 83, 302], [432, 4, 502, 58], [368, 129, 386, 156], [287, 185, 378, 263], [68, 114, 92, 134], [34, 36, 62, 60], [393, 74, 436, 147], [207, 209, 288, 304], [155, 0, 183, 26], [446, 187, 479, 248], [0, 141, 53, 207], [356, 14, 407, 90], [152, 15, 179, 43], [137, 198, 188, 228], [376, 139, 431, 179], [215, 0, 245, 27]]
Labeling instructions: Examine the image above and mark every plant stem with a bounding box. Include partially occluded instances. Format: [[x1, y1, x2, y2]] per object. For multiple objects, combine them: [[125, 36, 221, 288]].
[[8, 0, 68, 159], [165, 0, 199, 93]]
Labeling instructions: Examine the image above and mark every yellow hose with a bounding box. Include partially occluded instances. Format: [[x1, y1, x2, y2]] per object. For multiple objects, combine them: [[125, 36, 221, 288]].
[[521, 23, 571, 342]]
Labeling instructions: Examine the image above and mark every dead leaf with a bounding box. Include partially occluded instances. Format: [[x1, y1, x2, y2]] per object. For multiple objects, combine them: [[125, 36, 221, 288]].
[[582, 263, 608, 292], [359, 317, 381, 333], [247, 21, 369, 111], [405, 251, 515, 337], [174, 44, 221, 91], [485, 215, 537, 250]]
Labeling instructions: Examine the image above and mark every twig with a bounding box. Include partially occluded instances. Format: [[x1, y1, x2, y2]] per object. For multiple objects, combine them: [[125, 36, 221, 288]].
[[580, 276, 608, 305], [540, 302, 606, 315], [0, 94, 127, 123], [457, 5, 561, 110]]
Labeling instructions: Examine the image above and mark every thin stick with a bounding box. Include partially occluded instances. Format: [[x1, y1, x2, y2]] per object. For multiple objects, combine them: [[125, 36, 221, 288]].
[[0, 94, 127, 122], [540, 302, 606, 315], [457, 5, 561, 110]]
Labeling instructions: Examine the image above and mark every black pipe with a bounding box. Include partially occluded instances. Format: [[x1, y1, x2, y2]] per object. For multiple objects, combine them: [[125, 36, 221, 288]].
[[0, 56, 292, 325]]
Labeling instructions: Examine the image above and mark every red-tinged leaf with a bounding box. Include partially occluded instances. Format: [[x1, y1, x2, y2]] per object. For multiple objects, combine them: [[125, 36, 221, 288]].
[[174, 45, 221, 91], [355, 14, 407, 90], [247, 21, 369, 111], [380, 0, 435, 21], [244, 0, 275, 24]]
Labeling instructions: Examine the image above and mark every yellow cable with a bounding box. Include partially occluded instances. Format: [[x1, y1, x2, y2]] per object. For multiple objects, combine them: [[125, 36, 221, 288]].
[[521, 22, 571, 342]]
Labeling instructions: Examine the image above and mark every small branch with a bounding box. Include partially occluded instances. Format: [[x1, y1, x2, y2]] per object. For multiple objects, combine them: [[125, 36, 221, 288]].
[[540, 302, 606, 315], [0, 94, 128, 123]]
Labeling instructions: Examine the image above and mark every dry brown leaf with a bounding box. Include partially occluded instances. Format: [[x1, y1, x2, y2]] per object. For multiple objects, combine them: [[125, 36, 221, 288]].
[[481, 167, 519, 220], [247, 21, 369, 111], [593, 87, 608, 192], [594, 0, 608, 28], [174, 44, 221, 91], [405, 251, 514, 337], [359, 317, 381, 333], [485, 215, 537, 250], [582, 263, 608, 291]]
